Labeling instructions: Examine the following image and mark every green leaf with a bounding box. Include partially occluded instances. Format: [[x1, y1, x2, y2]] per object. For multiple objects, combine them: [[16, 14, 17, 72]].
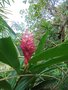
[[30, 55, 68, 73], [29, 41, 68, 64], [0, 16, 16, 38], [29, 41, 68, 73], [59, 76, 68, 90], [35, 30, 49, 55], [0, 76, 12, 90], [15, 76, 33, 90], [0, 37, 20, 73], [8, 71, 17, 89], [32, 78, 57, 90]]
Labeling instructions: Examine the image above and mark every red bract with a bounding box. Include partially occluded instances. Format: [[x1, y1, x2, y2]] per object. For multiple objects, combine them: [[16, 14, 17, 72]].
[[20, 30, 35, 65]]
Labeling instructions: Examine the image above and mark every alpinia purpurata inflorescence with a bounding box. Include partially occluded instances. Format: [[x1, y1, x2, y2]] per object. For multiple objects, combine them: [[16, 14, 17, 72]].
[[20, 30, 35, 65]]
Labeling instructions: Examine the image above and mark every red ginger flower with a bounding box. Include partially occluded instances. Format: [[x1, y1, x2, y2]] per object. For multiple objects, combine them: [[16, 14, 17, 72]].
[[20, 30, 35, 65]]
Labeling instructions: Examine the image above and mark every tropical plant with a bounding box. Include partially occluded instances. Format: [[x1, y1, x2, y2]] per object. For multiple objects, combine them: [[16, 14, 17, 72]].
[[0, 0, 68, 90], [0, 20, 68, 90]]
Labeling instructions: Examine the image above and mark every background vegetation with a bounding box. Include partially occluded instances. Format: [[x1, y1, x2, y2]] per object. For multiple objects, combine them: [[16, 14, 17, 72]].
[[0, 0, 68, 90]]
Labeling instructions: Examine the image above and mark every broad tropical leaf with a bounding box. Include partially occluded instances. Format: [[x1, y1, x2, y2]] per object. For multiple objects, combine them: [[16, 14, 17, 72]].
[[30, 55, 68, 73], [35, 30, 49, 55], [0, 16, 16, 38], [29, 41, 68, 73], [0, 37, 20, 73], [31, 78, 57, 90], [0, 76, 12, 90], [29, 40, 68, 64], [8, 71, 17, 89], [15, 76, 33, 90]]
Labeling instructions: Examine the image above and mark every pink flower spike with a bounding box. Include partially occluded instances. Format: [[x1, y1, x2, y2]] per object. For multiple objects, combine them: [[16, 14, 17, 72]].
[[20, 29, 35, 65]]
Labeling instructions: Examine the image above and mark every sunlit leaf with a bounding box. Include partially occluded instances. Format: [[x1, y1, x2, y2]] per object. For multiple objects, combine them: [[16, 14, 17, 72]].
[[0, 16, 16, 38]]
